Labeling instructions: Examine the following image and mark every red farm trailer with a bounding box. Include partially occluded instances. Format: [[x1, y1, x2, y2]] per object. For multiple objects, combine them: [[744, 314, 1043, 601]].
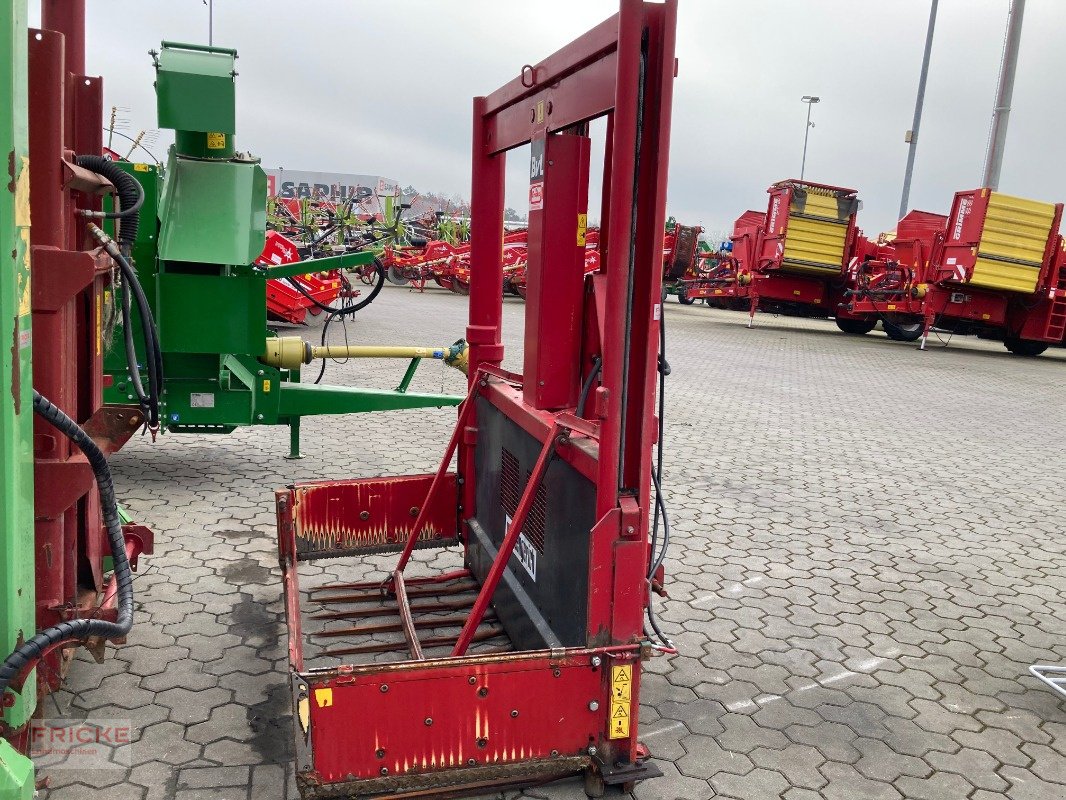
[[845, 189, 1066, 354], [715, 180, 876, 333], [660, 222, 732, 304], [258, 231, 351, 325], [274, 2, 678, 796]]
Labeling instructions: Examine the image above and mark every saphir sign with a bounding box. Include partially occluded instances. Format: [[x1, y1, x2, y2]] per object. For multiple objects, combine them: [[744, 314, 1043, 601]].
[[265, 169, 400, 201]]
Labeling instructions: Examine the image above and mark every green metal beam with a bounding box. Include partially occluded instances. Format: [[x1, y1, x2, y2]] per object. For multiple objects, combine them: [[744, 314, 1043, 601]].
[[277, 383, 461, 417], [263, 249, 376, 279], [0, 0, 37, 794]]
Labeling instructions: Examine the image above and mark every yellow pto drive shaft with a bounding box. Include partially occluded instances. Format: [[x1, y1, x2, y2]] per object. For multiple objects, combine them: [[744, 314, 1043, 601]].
[[262, 336, 469, 374]]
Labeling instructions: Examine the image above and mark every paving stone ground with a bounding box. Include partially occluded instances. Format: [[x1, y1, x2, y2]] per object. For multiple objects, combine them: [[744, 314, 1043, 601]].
[[39, 286, 1066, 799]]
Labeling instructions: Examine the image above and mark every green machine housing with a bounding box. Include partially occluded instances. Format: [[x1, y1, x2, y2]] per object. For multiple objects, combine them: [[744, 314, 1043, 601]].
[[103, 42, 461, 456]]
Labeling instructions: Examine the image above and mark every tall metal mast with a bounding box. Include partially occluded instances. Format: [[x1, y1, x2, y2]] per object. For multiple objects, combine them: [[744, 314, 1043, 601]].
[[982, 0, 1026, 190]]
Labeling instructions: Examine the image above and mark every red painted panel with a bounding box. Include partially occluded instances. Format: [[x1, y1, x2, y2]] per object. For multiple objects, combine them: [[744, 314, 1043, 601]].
[[306, 654, 607, 782]]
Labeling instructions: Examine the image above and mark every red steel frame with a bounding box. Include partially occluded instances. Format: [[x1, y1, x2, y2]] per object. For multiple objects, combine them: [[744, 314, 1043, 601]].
[[10, 1, 152, 726], [275, 3, 677, 796]]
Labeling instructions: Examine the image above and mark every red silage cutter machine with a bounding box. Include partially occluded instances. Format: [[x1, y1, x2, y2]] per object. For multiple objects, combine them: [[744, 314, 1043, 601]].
[[275, 2, 678, 796]]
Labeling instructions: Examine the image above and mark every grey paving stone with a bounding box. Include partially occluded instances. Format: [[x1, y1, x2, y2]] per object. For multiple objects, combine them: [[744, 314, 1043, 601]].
[[35, 292, 1066, 800], [176, 765, 250, 789]]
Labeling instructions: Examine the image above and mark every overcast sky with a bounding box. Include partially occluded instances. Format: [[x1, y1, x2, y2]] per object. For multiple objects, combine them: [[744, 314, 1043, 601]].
[[34, 1, 1066, 238]]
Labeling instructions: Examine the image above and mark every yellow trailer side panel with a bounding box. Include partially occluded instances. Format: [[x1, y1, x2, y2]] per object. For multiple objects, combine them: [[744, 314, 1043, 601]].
[[781, 216, 847, 272], [968, 192, 1055, 293]]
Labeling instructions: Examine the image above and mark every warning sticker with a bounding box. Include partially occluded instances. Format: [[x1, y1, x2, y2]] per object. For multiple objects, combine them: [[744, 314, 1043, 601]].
[[609, 665, 632, 739], [529, 181, 544, 212], [206, 132, 226, 150], [577, 213, 588, 246], [314, 688, 333, 708]]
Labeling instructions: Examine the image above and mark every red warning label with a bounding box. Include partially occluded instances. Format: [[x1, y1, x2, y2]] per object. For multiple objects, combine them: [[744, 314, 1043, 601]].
[[529, 181, 544, 212]]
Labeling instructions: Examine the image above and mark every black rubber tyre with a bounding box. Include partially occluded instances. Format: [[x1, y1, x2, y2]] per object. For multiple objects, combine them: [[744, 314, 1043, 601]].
[[882, 317, 924, 342], [835, 317, 877, 335], [1004, 337, 1048, 357], [677, 292, 695, 305]]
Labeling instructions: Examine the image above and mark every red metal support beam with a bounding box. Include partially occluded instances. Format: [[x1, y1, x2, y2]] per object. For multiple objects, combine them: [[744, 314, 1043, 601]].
[[393, 379, 479, 575]]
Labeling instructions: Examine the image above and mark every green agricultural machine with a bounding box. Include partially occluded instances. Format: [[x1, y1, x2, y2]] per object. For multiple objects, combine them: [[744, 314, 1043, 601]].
[[102, 41, 465, 458], [2, 27, 465, 798], [0, 1, 35, 795]]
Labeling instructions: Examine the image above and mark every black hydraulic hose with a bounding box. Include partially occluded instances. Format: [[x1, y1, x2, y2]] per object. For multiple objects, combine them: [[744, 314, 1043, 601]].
[[116, 252, 163, 430], [576, 356, 602, 418], [89, 225, 163, 430], [649, 310, 670, 581], [285, 258, 386, 316], [313, 311, 341, 385], [0, 391, 134, 703], [120, 274, 150, 416], [76, 155, 144, 250], [646, 304, 673, 651]]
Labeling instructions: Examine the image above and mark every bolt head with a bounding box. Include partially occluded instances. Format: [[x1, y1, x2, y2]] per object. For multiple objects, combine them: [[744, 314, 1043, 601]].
[[588, 701, 600, 711], [587, 746, 598, 756], [591, 656, 602, 668]]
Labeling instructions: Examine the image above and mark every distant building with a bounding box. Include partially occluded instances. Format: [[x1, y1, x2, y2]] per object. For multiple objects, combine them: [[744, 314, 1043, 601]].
[[265, 168, 400, 201]]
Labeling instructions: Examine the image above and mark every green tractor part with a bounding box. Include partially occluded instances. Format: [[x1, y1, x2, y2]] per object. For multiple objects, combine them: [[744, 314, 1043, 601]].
[[103, 42, 462, 458], [0, 0, 37, 796]]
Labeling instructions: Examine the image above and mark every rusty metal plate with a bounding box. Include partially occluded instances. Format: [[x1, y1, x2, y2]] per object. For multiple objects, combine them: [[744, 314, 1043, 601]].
[[290, 473, 459, 559]]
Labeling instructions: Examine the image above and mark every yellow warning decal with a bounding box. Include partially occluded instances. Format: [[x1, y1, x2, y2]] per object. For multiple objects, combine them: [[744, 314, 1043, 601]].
[[206, 132, 226, 150], [133, 163, 151, 172], [610, 704, 630, 739], [535, 101, 545, 124], [314, 688, 333, 708], [262, 379, 271, 393], [609, 665, 632, 739], [577, 213, 588, 246]]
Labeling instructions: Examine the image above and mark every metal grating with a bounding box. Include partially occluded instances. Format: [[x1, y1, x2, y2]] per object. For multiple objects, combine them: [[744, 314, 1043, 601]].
[[501, 448, 520, 517], [498, 448, 546, 553], [525, 484, 547, 553]]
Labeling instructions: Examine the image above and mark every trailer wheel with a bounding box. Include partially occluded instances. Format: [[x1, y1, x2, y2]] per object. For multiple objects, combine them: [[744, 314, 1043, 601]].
[[835, 317, 877, 335], [1004, 337, 1048, 357], [677, 291, 695, 305], [882, 317, 923, 342], [386, 266, 409, 286]]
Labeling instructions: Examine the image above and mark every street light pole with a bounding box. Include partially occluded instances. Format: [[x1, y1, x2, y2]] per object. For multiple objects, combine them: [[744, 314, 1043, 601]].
[[982, 0, 1026, 190], [800, 95, 820, 180], [899, 0, 938, 219]]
